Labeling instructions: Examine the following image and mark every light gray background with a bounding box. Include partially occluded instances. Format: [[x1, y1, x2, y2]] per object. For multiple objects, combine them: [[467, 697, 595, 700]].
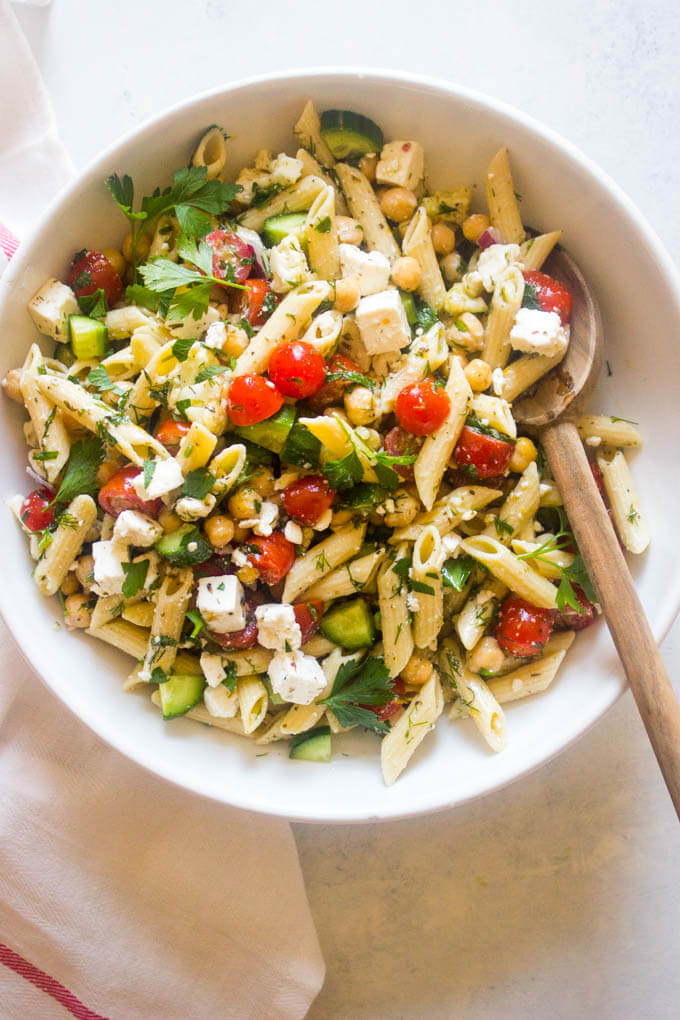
[[14, 1, 680, 1016]]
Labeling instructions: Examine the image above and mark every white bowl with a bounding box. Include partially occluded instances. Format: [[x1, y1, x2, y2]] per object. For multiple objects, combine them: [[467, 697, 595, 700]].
[[2, 69, 679, 823]]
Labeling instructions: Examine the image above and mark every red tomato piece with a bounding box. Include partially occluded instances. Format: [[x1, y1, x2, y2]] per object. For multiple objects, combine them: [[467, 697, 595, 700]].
[[495, 596, 554, 657], [384, 426, 418, 481], [20, 489, 55, 532], [364, 679, 405, 721], [293, 600, 325, 644], [98, 465, 163, 518], [227, 374, 284, 427], [193, 555, 232, 580], [154, 418, 191, 452], [268, 341, 327, 399], [68, 249, 123, 306], [522, 269, 573, 325], [242, 278, 277, 327], [306, 354, 362, 411], [282, 475, 335, 526], [247, 531, 296, 586], [395, 378, 451, 436], [454, 425, 515, 480], [208, 617, 258, 650], [552, 585, 597, 631], [204, 229, 254, 284]]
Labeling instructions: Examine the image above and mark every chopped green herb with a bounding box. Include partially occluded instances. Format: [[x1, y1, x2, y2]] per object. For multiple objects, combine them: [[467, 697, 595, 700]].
[[195, 363, 230, 384], [55, 436, 104, 504], [323, 450, 363, 490], [441, 555, 474, 591], [121, 559, 150, 598], [320, 656, 394, 736], [181, 467, 215, 500]]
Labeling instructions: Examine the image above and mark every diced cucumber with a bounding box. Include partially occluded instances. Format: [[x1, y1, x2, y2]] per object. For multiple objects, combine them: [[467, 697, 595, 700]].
[[320, 110, 384, 162], [158, 673, 205, 719], [280, 422, 322, 468], [234, 403, 296, 454], [289, 726, 332, 763], [155, 524, 212, 566], [320, 597, 375, 650], [263, 212, 308, 246], [264, 678, 285, 706], [400, 291, 417, 326], [69, 315, 108, 359]]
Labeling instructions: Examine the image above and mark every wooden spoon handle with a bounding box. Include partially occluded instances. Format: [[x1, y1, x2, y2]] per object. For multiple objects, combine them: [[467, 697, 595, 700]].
[[542, 419, 680, 819]]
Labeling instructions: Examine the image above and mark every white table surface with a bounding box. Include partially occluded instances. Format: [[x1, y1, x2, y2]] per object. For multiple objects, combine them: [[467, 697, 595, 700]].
[[14, 1, 680, 1016]]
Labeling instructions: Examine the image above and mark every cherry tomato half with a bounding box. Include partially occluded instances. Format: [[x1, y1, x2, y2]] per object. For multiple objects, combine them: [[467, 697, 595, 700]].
[[395, 378, 451, 436], [522, 269, 573, 325], [306, 353, 362, 411], [454, 425, 515, 479], [282, 475, 335, 526], [495, 596, 554, 657], [154, 418, 191, 453], [247, 531, 296, 586], [227, 374, 284, 427], [268, 341, 327, 399], [293, 601, 325, 644], [68, 249, 123, 307], [552, 585, 597, 631], [384, 426, 418, 481], [241, 279, 277, 327], [98, 465, 163, 518], [20, 489, 55, 532], [204, 229, 254, 284]]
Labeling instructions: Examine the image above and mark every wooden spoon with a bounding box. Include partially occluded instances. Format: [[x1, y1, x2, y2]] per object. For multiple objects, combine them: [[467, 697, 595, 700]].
[[513, 248, 680, 820]]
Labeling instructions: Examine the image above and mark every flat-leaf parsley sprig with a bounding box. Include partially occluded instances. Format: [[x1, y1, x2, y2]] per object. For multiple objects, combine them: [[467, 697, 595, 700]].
[[320, 656, 395, 736], [516, 531, 597, 613], [138, 233, 246, 321]]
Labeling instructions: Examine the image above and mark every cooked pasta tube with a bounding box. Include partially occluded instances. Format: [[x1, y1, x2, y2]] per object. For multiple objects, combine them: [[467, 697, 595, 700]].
[[140, 567, 193, 678], [294, 100, 337, 168], [401, 206, 447, 311], [485, 147, 525, 244], [519, 230, 561, 271], [481, 265, 524, 370], [497, 348, 566, 403], [468, 394, 517, 438], [174, 421, 217, 475], [305, 184, 340, 281], [460, 535, 558, 609], [304, 549, 386, 600], [209, 444, 247, 497], [20, 344, 71, 483], [483, 462, 540, 543], [255, 649, 357, 743], [597, 448, 650, 554], [237, 676, 269, 734], [577, 414, 642, 449], [414, 357, 472, 511], [455, 579, 506, 651], [381, 671, 444, 786], [33, 495, 97, 596], [439, 637, 505, 751], [378, 548, 414, 678], [411, 526, 444, 649], [391, 485, 503, 544], [281, 524, 367, 603], [335, 162, 401, 260], [233, 280, 331, 376], [240, 174, 327, 231], [192, 126, 227, 179]]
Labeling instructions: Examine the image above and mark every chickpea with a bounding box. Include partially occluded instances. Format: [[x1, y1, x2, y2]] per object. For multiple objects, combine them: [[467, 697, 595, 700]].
[[440, 251, 463, 284], [228, 485, 262, 520], [158, 508, 182, 534], [237, 563, 259, 585], [232, 523, 249, 544], [401, 654, 434, 687], [379, 186, 418, 223], [355, 426, 381, 451], [431, 222, 456, 256], [396, 220, 411, 240], [224, 326, 250, 359], [64, 593, 92, 629], [323, 406, 350, 425], [204, 515, 235, 548], [331, 509, 353, 531], [248, 467, 276, 498], [74, 554, 94, 589], [333, 276, 361, 313], [335, 216, 364, 246], [2, 368, 23, 404], [509, 436, 538, 474], [384, 489, 420, 529], [464, 358, 493, 392], [467, 636, 505, 675], [462, 213, 491, 243], [344, 386, 377, 426], [60, 572, 80, 596], [358, 153, 378, 181], [101, 247, 126, 277], [390, 256, 422, 292], [122, 231, 151, 262]]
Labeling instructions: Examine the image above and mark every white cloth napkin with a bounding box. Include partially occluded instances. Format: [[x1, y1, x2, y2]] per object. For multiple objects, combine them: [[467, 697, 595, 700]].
[[0, 3, 325, 1016]]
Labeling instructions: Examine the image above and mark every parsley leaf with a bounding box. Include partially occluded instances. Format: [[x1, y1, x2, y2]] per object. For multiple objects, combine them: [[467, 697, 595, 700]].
[[143, 459, 157, 489], [411, 578, 435, 596], [415, 302, 438, 332], [172, 336, 196, 362], [494, 517, 514, 539], [86, 365, 119, 393], [323, 450, 363, 490], [320, 656, 394, 736], [442, 555, 474, 591], [181, 468, 215, 500], [556, 552, 597, 612], [185, 609, 205, 640], [324, 368, 375, 391], [195, 364, 230, 384], [280, 423, 322, 468], [77, 288, 108, 319], [392, 557, 411, 584], [315, 216, 332, 234], [55, 436, 104, 504], [121, 559, 150, 598], [223, 661, 238, 692], [521, 281, 543, 311]]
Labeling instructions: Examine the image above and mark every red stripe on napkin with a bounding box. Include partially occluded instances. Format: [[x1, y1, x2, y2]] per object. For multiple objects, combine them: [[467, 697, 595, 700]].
[[0, 941, 108, 1020], [0, 223, 19, 259]]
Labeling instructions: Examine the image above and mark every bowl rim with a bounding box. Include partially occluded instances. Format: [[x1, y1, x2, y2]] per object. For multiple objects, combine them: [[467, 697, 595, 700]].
[[2, 66, 680, 823]]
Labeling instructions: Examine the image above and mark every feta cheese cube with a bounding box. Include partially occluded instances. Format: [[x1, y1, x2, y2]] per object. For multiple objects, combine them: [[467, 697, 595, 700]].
[[339, 244, 391, 296], [197, 575, 246, 634], [28, 279, 79, 342], [175, 495, 216, 522], [355, 288, 411, 356], [92, 539, 129, 596], [255, 604, 302, 651], [376, 141, 425, 190], [267, 650, 326, 705], [203, 321, 227, 351], [509, 308, 569, 358], [132, 458, 184, 502], [476, 243, 521, 292], [167, 305, 220, 340], [270, 235, 309, 293], [284, 520, 304, 544], [113, 510, 163, 547], [204, 684, 239, 718], [269, 153, 304, 189], [241, 501, 279, 537], [200, 652, 230, 688]]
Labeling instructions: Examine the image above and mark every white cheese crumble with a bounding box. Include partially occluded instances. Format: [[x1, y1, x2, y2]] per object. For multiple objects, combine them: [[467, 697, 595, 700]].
[[200, 651, 231, 688], [406, 592, 420, 613], [338, 244, 391, 296], [204, 684, 239, 718], [270, 235, 309, 293], [27, 278, 79, 342], [376, 140, 425, 190], [355, 287, 411, 356], [196, 575, 246, 634], [585, 435, 602, 447], [509, 308, 569, 358], [240, 500, 279, 537], [284, 520, 304, 544], [476, 243, 521, 291], [113, 510, 162, 548], [92, 539, 129, 596], [132, 458, 184, 502], [267, 650, 326, 705], [203, 321, 227, 351], [255, 603, 302, 652]]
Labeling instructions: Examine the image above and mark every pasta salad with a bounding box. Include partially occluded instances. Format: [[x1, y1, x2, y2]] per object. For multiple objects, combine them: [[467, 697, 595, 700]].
[[3, 102, 650, 785]]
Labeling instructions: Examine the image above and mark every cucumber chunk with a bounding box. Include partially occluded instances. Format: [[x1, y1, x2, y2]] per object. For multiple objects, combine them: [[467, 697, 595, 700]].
[[158, 673, 205, 719], [320, 110, 384, 162], [400, 291, 417, 326], [234, 403, 296, 454], [320, 597, 375, 650], [263, 212, 307, 246], [69, 315, 108, 359], [289, 726, 332, 762], [155, 524, 212, 566]]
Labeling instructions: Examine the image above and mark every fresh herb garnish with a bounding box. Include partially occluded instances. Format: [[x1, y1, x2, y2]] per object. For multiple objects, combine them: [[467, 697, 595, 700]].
[[121, 559, 150, 598], [323, 450, 363, 490], [314, 216, 332, 233], [320, 656, 395, 736], [324, 368, 375, 392], [195, 363, 230, 384], [494, 517, 514, 539], [54, 436, 104, 504], [87, 364, 122, 394], [185, 609, 205, 640], [521, 281, 543, 311], [442, 555, 474, 591], [143, 459, 157, 489], [223, 661, 238, 692], [78, 288, 108, 319], [181, 467, 215, 500], [172, 336, 196, 362]]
